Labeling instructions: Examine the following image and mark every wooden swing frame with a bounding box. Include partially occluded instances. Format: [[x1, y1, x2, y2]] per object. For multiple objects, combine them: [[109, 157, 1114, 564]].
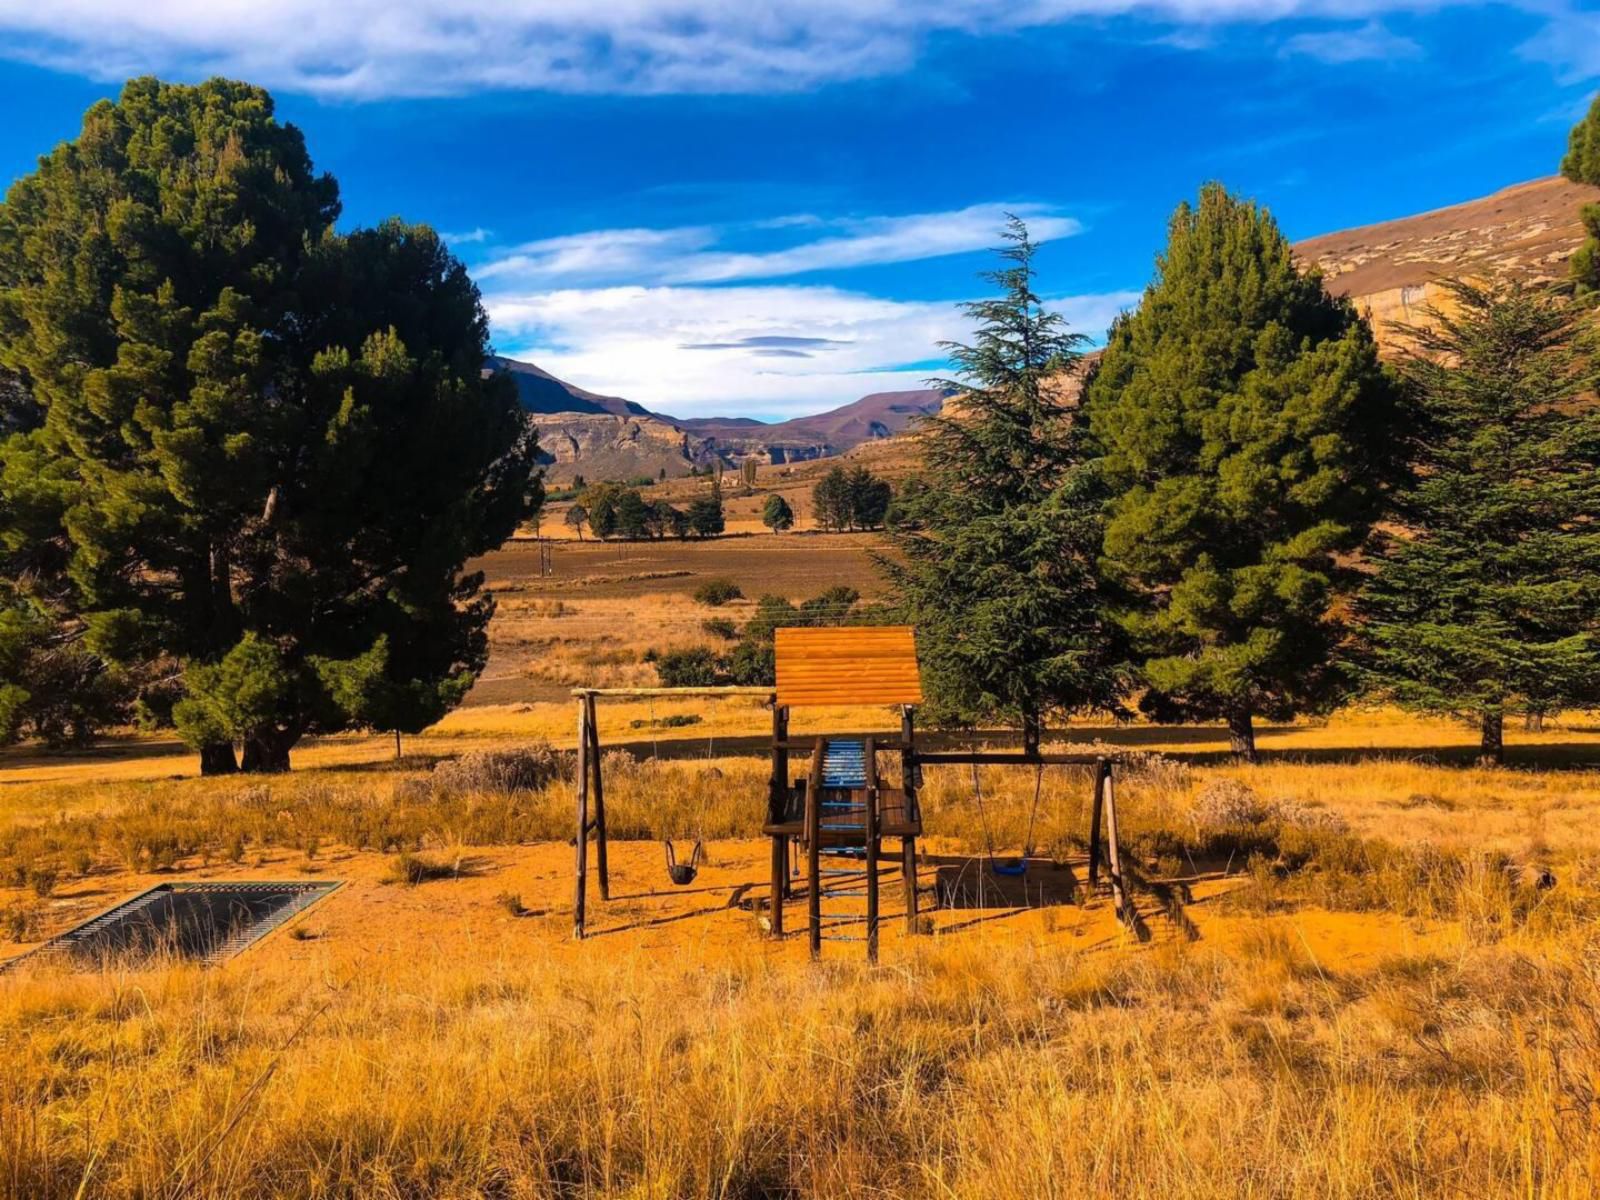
[[568, 629, 1131, 945]]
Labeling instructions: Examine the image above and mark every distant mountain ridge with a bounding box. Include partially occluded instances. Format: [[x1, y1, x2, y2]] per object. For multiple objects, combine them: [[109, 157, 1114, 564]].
[[486, 354, 947, 481]]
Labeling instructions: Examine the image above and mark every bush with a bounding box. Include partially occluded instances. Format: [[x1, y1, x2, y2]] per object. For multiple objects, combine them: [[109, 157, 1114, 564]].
[[655, 647, 724, 687], [432, 746, 565, 795], [701, 617, 739, 640], [693, 578, 743, 606]]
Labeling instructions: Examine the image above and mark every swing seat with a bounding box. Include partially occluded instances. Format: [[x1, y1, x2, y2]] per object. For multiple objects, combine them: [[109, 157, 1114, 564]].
[[663, 839, 704, 886], [989, 856, 1028, 878]]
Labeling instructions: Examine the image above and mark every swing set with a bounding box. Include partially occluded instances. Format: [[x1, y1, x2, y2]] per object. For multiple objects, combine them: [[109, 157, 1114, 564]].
[[569, 625, 1130, 955]]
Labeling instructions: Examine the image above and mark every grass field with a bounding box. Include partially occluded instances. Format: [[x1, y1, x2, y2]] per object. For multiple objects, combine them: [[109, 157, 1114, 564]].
[[3, 537, 1600, 1197]]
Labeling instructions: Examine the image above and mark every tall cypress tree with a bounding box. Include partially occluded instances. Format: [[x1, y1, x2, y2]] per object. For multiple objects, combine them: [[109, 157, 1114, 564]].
[[882, 218, 1125, 745], [1087, 184, 1402, 761], [1357, 280, 1600, 764], [0, 79, 537, 771]]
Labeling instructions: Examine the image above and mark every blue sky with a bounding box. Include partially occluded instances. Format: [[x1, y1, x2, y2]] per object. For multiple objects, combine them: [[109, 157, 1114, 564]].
[[1, 2, 1597, 419]]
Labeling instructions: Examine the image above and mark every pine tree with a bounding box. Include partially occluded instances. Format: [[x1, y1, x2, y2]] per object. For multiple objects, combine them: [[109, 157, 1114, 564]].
[[1357, 280, 1600, 764], [687, 479, 725, 537], [1562, 94, 1600, 294], [1087, 184, 1402, 761], [0, 78, 537, 772], [761, 493, 794, 532], [882, 217, 1125, 745]]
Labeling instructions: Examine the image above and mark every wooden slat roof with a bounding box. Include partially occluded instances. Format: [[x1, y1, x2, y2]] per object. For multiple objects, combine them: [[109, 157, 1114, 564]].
[[774, 625, 923, 708]]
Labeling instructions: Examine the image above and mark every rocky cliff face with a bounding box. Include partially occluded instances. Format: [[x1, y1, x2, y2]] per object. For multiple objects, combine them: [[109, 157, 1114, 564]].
[[1294, 176, 1600, 352]]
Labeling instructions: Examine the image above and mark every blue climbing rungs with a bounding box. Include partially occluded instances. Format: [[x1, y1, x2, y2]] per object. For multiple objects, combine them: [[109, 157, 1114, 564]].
[[821, 739, 868, 788]]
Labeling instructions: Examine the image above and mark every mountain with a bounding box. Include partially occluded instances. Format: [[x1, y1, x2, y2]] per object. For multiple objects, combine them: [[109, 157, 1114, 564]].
[[1293, 175, 1600, 350], [486, 355, 654, 418], [488, 356, 946, 480], [676, 389, 945, 454]]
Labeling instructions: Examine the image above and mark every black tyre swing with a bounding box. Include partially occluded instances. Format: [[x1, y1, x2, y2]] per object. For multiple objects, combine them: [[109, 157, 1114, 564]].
[[663, 839, 705, 886]]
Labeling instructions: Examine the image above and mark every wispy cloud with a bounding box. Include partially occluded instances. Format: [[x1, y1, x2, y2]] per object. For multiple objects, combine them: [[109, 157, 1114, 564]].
[[486, 283, 1138, 418], [0, 1, 1550, 100], [441, 227, 492, 245], [474, 203, 1080, 287], [1283, 21, 1423, 64]]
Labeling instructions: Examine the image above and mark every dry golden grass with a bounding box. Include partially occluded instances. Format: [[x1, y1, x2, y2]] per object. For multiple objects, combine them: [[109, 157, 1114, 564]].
[[6, 536, 1600, 1196], [3, 718, 1600, 1196]]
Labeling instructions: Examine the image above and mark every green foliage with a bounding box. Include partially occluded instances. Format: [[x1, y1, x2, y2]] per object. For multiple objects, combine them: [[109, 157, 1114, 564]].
[[654, 647, 722, 688], [614, 489, 651, 539], [1563, 96, 1600, 293], [693, 578, 743, 606], [0, 583, 130, 748], [884, 217, 1126, 735], [1562, 93, 1600, 186], [812, 465, 892, 530], [0, 77, 537, 771], [761, 493, 794, 532], [686, 480, 725, 537], [1356, 280, 1600, 762], [701, 617, 739, 640], [1572, 204, 1600, 295], [1087, 184, 1402, 757], [653, 587, 863, 687]]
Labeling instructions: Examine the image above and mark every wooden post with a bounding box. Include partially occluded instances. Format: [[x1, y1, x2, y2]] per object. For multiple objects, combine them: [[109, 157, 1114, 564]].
[[1103, 760, 1128, 923], [768, 704, 789, 937], [806, 741, 823, 960], [573, 697, 590, 940], [1088, 757, 1107, 886], [585, 693, 609, 901], [864, 736, 880, 963], [900, 706, 919, 933]]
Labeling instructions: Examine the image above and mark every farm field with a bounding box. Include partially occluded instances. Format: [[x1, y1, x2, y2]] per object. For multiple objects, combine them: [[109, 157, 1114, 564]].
[[2, 536, 1600, 1197]]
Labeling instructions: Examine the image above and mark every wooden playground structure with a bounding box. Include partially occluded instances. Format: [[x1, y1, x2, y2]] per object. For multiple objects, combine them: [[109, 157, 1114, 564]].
[[571, 626, 1129, 958]]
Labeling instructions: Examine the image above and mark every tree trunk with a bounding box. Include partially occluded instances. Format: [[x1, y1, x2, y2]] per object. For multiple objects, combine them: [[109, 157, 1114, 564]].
[[200, 742, 238, 776], [394, 729, 403, 759], [1227, 706, 1258, 764], [1479, 709, 1505, 766], [1022, 708, 1041, 758], [241, 729, 294, 773]]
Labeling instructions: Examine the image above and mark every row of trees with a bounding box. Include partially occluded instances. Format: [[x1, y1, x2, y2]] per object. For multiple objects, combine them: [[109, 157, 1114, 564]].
[[567, 480, 725, 540], [0, 79, 539, 771], [812, 465, 893, 531], [891, 191, 1600, 764]]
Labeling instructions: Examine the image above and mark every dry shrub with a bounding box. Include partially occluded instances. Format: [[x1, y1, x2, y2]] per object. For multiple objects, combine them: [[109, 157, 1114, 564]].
[[431, 745, 566, 795]]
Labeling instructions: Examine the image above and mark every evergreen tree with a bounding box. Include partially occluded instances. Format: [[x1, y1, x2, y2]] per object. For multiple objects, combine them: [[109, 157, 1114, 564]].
[[0, 78, 537, 772], [812, 467, 850, 530], [761, 493, 794, 532], [1562, 94, 1600, 293], [1357, 280, 1600, 764], [882, 217, 1125, 745], [614, 489, 650, 539], [686, 479, 725, 537], [1563, 93, 1600, 188], [586, 488, 618, 539], [1087, 184, 1402, 761]]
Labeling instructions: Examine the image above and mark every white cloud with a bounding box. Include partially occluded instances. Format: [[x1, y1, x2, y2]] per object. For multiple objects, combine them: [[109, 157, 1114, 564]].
[[475, 203, 1081, 287], [1519, 10, 1600, 83], [485, 282, 1139, 418], [0, 1, 1509, 99], [441, 227, 492, 245], [1282, 20, 1422, 64]]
